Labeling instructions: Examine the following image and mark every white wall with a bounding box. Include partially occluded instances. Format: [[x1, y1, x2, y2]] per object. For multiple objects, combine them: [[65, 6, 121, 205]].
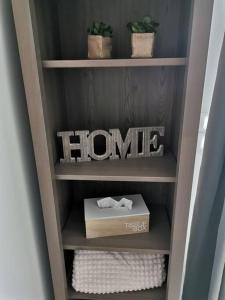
[[184, 0, 225, 290], [190, 0, 225, 219], [0, 1, 53, 299]]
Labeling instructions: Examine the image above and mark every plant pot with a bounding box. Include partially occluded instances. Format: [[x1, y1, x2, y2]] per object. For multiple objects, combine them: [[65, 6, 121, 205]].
[[88, 35, 112, 59], [131, 33, 155, 58]]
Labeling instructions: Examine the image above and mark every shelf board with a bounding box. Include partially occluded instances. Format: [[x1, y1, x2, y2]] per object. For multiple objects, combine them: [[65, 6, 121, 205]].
[[43, 58, 186, 68], [62, 205, 170, 254], [68, 284, 166, 299], [55, 154, 176, 182]]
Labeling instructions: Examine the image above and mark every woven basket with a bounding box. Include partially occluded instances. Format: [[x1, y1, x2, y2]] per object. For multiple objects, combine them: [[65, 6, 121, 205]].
[[72, 250, 166, 294]]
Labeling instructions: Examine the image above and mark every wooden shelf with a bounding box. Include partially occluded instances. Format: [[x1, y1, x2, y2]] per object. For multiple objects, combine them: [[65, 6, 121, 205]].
[[63, 205, 170, 254], [68, 284, 166, 299], [43, 58, 186, 69], [55, 154, 176, 182], [12, 0, 212, 299]]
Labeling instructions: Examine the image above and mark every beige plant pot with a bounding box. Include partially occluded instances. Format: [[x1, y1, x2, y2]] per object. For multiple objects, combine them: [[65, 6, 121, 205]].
[[88, 35, 112, 59], [131, 33, 155, 58]]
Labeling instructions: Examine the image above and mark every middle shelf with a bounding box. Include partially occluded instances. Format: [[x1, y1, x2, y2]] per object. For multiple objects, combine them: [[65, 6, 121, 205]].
[[42, 57, 187, 69], [55, 153, 176, 182], [62, 205, 170, 254]]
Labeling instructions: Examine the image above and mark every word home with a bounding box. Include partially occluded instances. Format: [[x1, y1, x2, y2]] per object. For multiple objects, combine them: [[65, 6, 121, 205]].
[[57, 126, 165, 163]]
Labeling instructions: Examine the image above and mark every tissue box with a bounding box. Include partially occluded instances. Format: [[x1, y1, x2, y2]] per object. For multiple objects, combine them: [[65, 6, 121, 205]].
[[84, 194, 150, 239]]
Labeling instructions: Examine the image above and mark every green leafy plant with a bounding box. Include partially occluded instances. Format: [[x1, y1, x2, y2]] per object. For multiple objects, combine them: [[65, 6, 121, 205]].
[[127, 16, 159, 33], [88, 22, 113, 37]]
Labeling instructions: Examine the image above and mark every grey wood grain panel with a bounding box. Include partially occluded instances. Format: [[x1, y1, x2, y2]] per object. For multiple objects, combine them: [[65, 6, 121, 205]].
[[34, 0, 66, 163], [62, 67, 177, 152], [166, 184, 175, 225], [41, 70, 67, 163], [42, 58, 187, 68], [167, 0, 215, 299], [55, 154, 176, 182], [68, 284, 166, 299], [63, 205, 170, 254], [65, 181, 172, 224], [11, 1, 68, 299], [177, 0, 192, 57], [70, 181, 171, 207], [57, 0, 182, 59], [34, 0, 61, 60], [42, 71, 72, 229], [56, 181, 73, 229], [64, 181, 173, 233], [34, 0, 72, 228], [171, 68, 186, 158]]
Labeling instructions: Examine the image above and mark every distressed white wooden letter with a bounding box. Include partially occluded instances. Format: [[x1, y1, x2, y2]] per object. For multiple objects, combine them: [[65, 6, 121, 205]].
[[57, 130, 90, 162], [88, 130, 112, 160], [109, 128, 139, 160], [142, 126, 165, 157]]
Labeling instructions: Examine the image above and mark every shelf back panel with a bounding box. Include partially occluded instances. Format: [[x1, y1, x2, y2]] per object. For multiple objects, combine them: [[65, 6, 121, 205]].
[[61, 67, 177, 154], [57, 0, 186, 59]]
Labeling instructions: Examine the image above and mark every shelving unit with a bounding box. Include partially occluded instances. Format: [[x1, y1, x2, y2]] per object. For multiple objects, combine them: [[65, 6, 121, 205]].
[[12, 0, 214, 299]]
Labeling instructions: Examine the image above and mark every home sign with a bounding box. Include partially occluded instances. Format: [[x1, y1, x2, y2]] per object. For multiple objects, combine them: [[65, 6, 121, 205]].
[[57, 126, 165, 163]]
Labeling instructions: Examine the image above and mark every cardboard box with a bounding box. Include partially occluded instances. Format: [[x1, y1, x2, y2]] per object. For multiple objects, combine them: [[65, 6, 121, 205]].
[[84, 194, 150, 239]]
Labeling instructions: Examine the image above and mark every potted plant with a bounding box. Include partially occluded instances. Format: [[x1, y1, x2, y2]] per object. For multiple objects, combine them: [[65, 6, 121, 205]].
[[127, 16, 159, 58], [87, 22, 113, 59]]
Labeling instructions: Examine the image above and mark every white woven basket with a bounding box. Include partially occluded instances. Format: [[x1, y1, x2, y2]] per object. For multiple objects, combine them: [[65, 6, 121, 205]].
[[72, 250, 166, 294]]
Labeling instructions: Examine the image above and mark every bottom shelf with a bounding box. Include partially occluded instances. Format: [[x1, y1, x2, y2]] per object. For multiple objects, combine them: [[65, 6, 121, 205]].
[[62, 205, 170, 253], [68, 284, 166, 300]]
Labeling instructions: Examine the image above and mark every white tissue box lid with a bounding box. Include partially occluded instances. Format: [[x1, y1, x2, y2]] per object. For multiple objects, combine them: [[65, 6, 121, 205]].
[[84, 194, 150, 221]]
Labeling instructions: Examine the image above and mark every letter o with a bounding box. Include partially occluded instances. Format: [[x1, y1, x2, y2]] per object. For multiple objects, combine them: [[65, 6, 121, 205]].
[[88, 130, 112, 160]]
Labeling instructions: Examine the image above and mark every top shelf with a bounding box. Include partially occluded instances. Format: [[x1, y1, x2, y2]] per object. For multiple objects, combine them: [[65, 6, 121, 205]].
[[42, 58, 187, 69]]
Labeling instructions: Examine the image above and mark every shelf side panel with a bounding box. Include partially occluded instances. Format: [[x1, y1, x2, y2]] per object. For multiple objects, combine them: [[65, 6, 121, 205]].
[[11, 1, 67, 299], [167, 0, 215, 299]]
